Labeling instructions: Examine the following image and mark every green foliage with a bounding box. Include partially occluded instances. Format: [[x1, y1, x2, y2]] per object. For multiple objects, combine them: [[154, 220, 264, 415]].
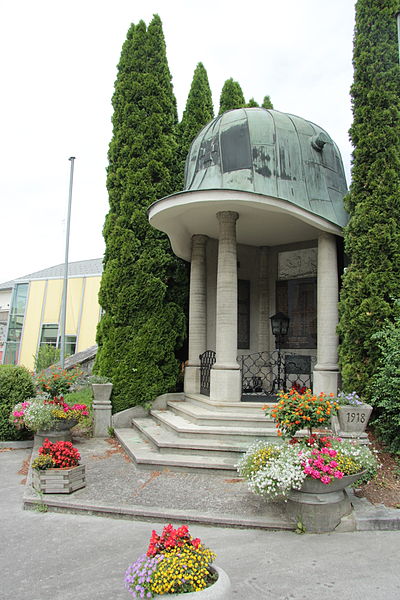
[[36, 366, 82, 398], [95, 15, 188, 412], [368, 310, 400, 452], [261, 95, 274, 109], [246, 97, 259, 107], [34, 345, 60, 373], [32, 454, 55, 470], [0, 365, 35, 441], [219, 78, 246, 113], [178, 62, 214, 186], [64, 387, 93, 411], [338, 0, 400, 398]]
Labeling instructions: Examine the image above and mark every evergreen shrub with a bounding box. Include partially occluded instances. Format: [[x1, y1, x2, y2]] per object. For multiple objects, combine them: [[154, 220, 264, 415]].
[[0, 365, 35, 440], [368, 310, 400, 453], [95, 16, 188, 412], [338, 0, 400, 397]]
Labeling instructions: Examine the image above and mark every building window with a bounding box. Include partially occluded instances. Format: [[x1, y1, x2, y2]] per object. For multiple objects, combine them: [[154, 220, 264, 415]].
[[276, 277, 317, 349], [238, 279, 250, 349], [61, 335, 77, 356], [39, 325, 77, 357], [3, 283, 28, 364], [40, 324, 58, 347]]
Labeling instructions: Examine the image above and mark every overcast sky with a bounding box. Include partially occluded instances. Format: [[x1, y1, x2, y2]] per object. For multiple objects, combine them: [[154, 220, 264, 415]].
[[0, 0, 356, 284]]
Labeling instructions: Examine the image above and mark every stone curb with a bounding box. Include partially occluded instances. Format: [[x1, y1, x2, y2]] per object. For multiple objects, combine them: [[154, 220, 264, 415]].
[[22, 493, 294, 531], [348, 490, 400, 531], [21, 442, 400, 533], [0, 440, 34, 449]]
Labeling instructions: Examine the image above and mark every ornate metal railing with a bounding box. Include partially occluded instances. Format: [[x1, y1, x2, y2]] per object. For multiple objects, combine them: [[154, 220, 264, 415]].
[[199, 350, 216, 396], [198, 349, 315, 400], [240, 351, 315, 397]]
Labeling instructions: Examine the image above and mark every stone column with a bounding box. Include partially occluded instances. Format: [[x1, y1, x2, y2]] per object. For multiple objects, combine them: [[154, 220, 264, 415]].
[[184, 234, 208, 395], [313, 232, 339, 395], [210, 211, 242, 402], [258, 246, 270, 351]]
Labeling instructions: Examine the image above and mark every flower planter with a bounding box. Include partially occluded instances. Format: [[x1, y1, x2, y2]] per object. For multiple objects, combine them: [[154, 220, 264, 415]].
[[32, 464, 86, 494], [286, 472, 365, 533], [34, 418, 78, 445], [337, 405, 372, 433], [53, 417, 78, 431], [152, 567, 231, 600], [91, 383, 113, 403]]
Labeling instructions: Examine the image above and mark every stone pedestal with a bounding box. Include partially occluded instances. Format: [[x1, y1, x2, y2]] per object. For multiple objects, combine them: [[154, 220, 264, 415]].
[[210, 211, 241, 402], [285, 472, 362, 533], [92, 384, 113, 437]]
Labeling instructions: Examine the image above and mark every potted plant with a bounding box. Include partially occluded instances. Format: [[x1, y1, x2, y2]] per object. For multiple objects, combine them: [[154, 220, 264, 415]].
[[124, 524, 231, 599], [31, 438, 85, 494], [10, 394, 89, 442], [266, 387, 340, 439], [88, 375, 113, 403], [335, 391, 373, 434], [237, 435, 378, 532]]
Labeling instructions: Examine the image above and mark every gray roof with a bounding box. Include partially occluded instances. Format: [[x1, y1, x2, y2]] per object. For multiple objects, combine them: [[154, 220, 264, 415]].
[[184, 107, 349, 228], [0, 258, 103, 290]]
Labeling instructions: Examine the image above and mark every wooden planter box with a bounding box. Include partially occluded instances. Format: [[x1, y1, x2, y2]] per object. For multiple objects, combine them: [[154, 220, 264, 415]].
[[32, 464, 86, 494]]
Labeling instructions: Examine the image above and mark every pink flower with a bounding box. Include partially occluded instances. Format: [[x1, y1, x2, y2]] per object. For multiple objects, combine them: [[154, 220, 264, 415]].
[[321, 476, 331, 485], [328, 449, 337, 457], [329, 461, 338, 468], [334, 471, 344, 479]]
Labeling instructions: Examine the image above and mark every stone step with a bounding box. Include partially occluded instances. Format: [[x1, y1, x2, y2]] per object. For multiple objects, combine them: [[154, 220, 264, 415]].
[[167, 399, 273, 429], [150, 409, 279, 444], [185, 393, 277, 413], [133, 416, 260, 458], [115, 427, 243, 475]]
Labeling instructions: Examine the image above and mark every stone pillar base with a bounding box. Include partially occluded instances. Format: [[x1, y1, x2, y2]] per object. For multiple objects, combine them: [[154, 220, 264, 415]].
[[210, 366, 242, 402], [184, 365, 201, 395], [93, 401, 112, 437], [313, 368, 339, 396]]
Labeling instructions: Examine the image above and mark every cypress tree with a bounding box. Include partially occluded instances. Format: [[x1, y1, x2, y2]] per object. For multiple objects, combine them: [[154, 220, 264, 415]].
[[178, 62, 214, 185], [338, 1, 400, 398], [95, 16, 188, 412], [219, 78, 246, 113], [246, 98, 259, 107], [261, 95, 274, 109]]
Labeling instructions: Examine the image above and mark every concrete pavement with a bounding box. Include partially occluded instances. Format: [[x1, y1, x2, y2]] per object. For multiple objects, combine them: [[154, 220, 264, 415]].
[[1, 446, 400, 600]]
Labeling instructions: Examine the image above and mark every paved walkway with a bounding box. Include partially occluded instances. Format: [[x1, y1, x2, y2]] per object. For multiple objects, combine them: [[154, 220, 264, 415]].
[[1, 444, 400, 600], [19, 436, 400, 532]]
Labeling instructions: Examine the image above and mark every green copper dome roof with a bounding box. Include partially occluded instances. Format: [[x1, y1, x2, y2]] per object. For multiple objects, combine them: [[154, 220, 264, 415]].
[[184, 108, 349, 228]]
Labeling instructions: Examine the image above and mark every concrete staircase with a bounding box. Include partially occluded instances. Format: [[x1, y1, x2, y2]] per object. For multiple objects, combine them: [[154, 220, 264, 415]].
[[115, 393, 279, 475]]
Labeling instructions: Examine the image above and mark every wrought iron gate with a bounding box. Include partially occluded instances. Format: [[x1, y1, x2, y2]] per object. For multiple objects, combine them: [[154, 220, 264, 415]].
[[240, 351, 315, 398], [199, 350, 216, 396]]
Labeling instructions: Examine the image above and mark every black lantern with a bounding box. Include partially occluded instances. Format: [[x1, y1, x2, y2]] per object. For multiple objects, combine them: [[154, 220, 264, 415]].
[[269, 312, 290, 392], [269, 312, 290, 337]]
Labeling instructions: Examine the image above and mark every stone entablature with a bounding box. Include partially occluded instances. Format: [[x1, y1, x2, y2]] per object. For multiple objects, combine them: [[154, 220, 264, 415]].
[[278, 248, 317, 280]]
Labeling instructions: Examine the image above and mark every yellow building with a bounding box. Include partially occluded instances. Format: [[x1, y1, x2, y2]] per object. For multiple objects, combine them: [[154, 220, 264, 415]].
[[0, 258, 102, 370]]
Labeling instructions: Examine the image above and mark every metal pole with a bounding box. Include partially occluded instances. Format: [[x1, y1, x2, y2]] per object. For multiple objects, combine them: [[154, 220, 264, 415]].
[[60, 157, 75, 368]]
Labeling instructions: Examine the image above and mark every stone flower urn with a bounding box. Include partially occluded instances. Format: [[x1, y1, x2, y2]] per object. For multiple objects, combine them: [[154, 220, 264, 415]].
[[91, 382, 113, 403], [152, 567, 231, 600], [286, 471, 366, 533]]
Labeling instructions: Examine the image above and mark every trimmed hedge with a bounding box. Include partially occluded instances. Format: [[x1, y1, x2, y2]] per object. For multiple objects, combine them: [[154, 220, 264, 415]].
[[0, 365, 35, 441]]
